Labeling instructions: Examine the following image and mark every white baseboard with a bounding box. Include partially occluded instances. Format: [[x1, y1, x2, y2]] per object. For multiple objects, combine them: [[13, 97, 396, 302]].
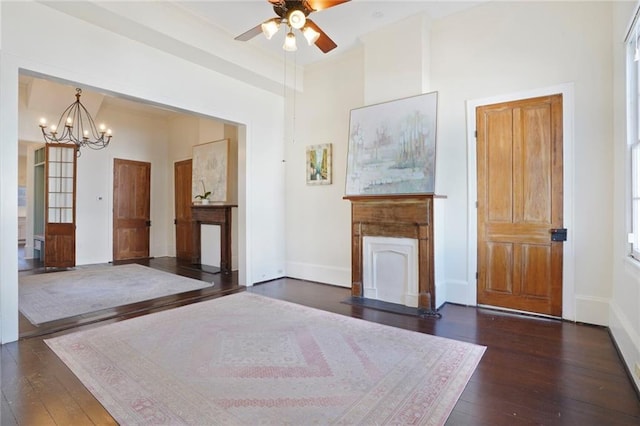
[[610, 301, 640, 392], [285, 261, 351, 288], [574, 295, 610, 326]]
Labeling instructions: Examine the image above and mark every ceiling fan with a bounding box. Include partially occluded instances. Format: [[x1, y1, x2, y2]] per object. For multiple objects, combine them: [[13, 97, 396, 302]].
[[234, 0, 351, 53]]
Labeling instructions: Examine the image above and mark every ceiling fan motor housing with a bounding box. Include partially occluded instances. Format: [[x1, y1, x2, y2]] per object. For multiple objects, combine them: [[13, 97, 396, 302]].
[[273, 1, 315, 19]]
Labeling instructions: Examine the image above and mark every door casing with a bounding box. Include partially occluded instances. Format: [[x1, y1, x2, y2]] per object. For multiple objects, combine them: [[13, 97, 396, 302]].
[[466, 83, 576, 320], [476, 94, 563, 316]]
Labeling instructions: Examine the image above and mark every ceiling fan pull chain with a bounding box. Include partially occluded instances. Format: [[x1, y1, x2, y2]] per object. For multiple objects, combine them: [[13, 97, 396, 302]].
[[292, 51, 297, 144]]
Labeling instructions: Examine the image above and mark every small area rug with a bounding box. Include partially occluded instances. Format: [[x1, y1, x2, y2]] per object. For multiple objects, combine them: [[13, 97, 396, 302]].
[[46, 292, 485, 425], [20, 264, 212, 324]]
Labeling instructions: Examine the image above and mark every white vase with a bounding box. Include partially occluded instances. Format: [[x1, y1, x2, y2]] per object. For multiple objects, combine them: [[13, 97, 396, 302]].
[[201, 199, 210, 205]]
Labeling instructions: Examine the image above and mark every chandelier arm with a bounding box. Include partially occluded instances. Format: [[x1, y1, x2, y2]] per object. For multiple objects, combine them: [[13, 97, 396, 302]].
[[78, 102, 103, 141], [53, 102, 78, 143], [39, 88, 112, 153]]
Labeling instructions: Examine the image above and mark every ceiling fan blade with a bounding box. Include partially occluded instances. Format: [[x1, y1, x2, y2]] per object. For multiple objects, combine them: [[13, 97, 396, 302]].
[[306, 0, 350, 12], [305, 19, 337, 53], [235, 24, 264, 41]]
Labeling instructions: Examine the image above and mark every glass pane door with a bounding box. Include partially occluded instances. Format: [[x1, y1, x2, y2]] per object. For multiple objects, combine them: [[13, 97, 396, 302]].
[[44, 144, 77, 268]]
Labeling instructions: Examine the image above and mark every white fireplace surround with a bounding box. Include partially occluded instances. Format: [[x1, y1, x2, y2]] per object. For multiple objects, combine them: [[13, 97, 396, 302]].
[[362, 236, 419, 307]]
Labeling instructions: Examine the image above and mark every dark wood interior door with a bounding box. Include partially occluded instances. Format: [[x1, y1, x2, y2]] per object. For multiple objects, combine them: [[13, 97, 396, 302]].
[[477, 94, 563, 316], [113, 159, 151, 261], [174, 159, 193, 260], [44, 144, 77, 268]]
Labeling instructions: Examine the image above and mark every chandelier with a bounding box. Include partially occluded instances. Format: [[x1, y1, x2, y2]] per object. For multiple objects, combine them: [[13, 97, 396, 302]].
[[39, 88, 112, 154]]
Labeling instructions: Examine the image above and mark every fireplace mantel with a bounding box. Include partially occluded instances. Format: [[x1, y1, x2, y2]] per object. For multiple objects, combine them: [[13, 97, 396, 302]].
[[344, 194, 445, 314], [191, 203, 237, 274]]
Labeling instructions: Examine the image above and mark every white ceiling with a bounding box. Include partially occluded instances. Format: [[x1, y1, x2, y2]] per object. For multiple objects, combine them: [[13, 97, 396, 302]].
[[174, 1, 484, 66], [19, 0, 486, 139]]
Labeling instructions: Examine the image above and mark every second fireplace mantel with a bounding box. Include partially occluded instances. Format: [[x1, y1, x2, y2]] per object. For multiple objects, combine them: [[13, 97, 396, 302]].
[[191, 203, 237, 274]]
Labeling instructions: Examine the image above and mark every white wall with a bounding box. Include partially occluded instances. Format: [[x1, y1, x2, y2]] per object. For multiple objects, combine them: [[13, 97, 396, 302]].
[[284, 49, 363, 286], [362, 14, 431, 105], [0, 1, 286, 343], [286, 1, 616, 326], [612, 0, 640, 392], [431, 1, 614, 324], [79, 103, 172, 265]]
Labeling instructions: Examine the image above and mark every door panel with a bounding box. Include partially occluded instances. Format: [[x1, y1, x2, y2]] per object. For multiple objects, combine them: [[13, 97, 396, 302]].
[[113, 159, 151, 261], [486, 109, 514, 223], [477, 94, 563, 316], [174, 159, 194, 261], [44, 144, 76, 268], [485, 242, 513, 294]]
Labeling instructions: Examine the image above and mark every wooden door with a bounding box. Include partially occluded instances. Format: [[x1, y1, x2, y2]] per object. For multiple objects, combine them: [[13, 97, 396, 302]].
[[477, 94, 563, 316], [44, 144, 77, 268], [113, 159, 151, 261], [174, 159, 194, 260]]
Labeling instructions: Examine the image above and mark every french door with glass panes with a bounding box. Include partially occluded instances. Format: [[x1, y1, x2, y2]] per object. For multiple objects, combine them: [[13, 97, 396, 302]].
[[44, 143, 77, 268]]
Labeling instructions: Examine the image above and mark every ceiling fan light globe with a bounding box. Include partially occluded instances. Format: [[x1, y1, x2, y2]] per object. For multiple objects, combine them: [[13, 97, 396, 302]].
[[288, 10, 306, 29], [261, 19, 280, 40], [302, 26, 320, 45], [283, 31, 297, 51]]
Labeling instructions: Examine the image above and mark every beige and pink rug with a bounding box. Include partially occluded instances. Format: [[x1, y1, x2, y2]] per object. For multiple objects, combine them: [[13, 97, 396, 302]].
[[20, 264, 212, 324], [46, 292, 485, 425]]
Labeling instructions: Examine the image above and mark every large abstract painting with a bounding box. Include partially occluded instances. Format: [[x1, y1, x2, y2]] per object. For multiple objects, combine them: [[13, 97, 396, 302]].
[[192, 139, 229, 202], [345, 92, 438, 196]]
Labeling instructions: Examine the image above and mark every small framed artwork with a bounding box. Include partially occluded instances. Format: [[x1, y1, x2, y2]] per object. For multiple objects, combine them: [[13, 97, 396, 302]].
[[306, 143, 332, 185]]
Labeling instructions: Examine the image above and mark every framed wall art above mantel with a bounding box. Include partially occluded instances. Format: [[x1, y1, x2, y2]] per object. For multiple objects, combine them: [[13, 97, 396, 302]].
[[191, 139, 229, 202], [345, 91, 438, 196]]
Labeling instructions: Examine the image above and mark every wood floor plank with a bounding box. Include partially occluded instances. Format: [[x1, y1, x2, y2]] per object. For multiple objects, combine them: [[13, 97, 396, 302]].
[[3, 259, 639, 425], [1, 392, 19, 426], [25, 338, 107, 426], [1, 344, 56, 426], [457, 378, 640, 425]]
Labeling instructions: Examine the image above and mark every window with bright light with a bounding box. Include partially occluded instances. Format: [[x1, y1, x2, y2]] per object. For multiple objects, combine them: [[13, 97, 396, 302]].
[[627, 13, 640, 259]]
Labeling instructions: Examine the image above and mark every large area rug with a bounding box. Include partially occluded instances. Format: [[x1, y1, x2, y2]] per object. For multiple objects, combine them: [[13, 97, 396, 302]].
[[20, 264, 213, 324], [46, 292, 485, 425]]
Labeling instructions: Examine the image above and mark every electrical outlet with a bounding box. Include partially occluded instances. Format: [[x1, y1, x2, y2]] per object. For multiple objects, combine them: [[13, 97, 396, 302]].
[[634, 362, 640, 379]]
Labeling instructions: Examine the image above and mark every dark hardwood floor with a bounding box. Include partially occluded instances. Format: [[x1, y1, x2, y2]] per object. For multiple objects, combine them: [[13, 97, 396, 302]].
[[3, 257, 640, 425]]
